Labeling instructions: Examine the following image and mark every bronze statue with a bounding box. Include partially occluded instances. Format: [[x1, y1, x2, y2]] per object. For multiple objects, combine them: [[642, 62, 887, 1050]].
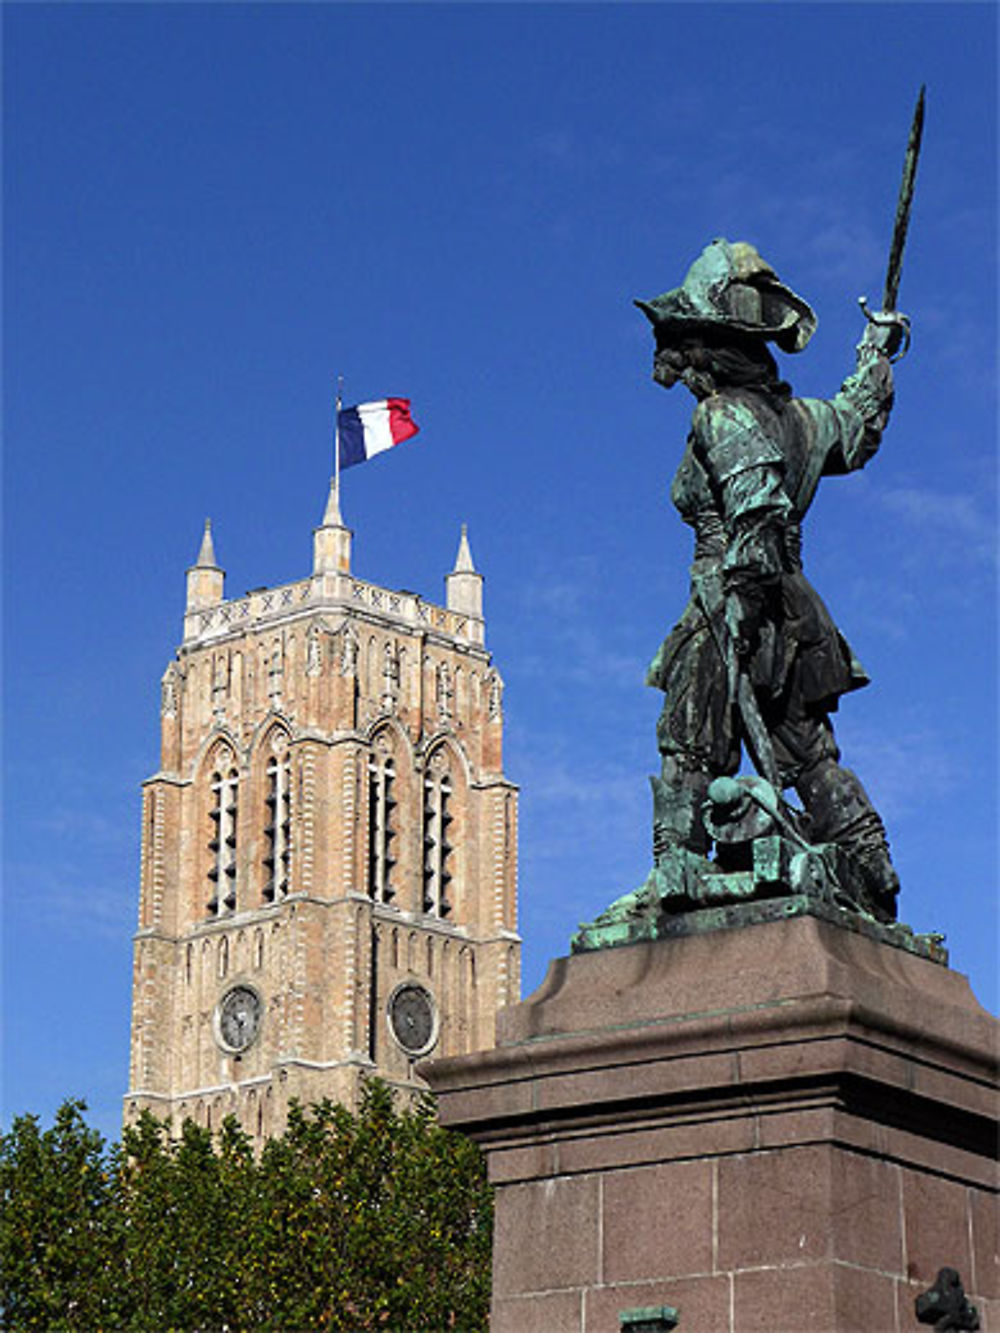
[[570, 92, 944, 956], [636, 237, 906, 923]]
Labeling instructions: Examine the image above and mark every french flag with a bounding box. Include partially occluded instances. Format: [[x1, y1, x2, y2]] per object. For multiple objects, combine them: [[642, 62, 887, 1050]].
[[338, 398, 420, 470]]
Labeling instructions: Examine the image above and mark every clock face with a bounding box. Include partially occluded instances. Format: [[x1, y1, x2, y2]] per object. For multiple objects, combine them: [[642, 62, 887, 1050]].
[[216, 985, 262, 1053], [388, 983, 436, 1056]]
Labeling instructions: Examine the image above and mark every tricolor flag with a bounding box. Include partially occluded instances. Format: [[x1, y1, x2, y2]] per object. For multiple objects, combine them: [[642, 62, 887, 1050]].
[[337, 398, 420, 470]]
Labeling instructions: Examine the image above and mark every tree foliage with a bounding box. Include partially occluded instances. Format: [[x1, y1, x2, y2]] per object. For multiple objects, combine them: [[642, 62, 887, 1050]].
[[0, 1083, 491, 1332]]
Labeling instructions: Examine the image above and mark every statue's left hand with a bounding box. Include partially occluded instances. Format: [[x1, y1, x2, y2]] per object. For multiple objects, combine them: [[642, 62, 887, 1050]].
[[725, 589, 762, 659]]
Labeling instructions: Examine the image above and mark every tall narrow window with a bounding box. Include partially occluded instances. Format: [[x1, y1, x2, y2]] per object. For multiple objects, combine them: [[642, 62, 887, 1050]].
[[423, 766, 453, 917], [367, 751, 396, 903], [263, 742, 291, 902], [208, 764, 239, 915]]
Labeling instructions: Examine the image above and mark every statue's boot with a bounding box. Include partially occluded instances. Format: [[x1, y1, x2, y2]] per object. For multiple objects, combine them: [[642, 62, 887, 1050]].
[[572, 764, 718, 950], [650, 763, 714, 906], [796, 759, 899, 923]]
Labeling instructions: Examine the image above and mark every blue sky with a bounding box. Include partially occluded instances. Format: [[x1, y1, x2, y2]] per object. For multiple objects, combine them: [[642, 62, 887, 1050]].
[[4, 3, 996, 1144]]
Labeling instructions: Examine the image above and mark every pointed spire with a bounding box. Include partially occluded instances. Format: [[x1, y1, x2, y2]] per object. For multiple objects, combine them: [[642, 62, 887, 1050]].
[[186, 518, 225, 612], [446, 523, 483, 620], [453, 522, 476, 573], [313, 478, 352, 576], [194, 518, 220, 569], [320, 478, 344, 529]]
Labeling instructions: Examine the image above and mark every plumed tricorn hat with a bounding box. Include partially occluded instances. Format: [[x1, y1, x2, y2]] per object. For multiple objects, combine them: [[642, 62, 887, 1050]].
[[635, 238, 817, 353]]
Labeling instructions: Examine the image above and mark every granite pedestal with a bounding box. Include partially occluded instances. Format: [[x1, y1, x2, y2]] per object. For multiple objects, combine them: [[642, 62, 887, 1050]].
[[423, 915, 998, 1332]]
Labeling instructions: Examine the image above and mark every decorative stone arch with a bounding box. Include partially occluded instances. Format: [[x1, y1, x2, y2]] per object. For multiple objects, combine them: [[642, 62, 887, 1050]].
[[337, 621, 360, 677], [284, 632, 298, 710], [485, 667, 504, 721], [380, 638, 401, 713], [246, 710, 293, 756], [305, 622, 325, 677], [440, 936, 454, 1050], [364, 718, 415, 909], [193, 729, 241, 777], [229, 650, 243, 717], [161, 662, 181, 719], [194, 733, 241, 921], [420, 737, 469, 921], [457, 944, 473, 1055], [199, 938, 212, 1007], [364, 713, 414, 762], [422, 731, 473, 787], [254, 721, 293, 905], [434, 659, 454, 725], [365, 635, 379, 703], [453, 663, 465, 724], [265, 635, 284, 705]]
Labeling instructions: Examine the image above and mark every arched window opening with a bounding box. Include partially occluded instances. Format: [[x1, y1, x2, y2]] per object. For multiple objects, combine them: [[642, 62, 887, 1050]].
[[263, 737, 292, 903], [185, 943, 193, 985], [218, 936, 229, 980], [423, 761, 453, 918], [367, 748, 396, 904], [208, 760, 239, 915]]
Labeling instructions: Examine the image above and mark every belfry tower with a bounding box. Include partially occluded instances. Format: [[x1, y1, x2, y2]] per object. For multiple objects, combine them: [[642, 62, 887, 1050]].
[[125, 483, 520, 1142]]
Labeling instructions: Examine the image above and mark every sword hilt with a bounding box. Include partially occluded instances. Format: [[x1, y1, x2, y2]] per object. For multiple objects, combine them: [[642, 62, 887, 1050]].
[[859, 296, 911, 362]]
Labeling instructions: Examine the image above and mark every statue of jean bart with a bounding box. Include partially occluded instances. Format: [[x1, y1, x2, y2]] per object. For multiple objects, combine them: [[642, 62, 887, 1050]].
[[574, 239, 942, 960]]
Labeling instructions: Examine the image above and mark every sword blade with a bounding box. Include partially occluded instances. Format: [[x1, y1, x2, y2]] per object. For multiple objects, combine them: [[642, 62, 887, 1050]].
[[883, 85, 925, 312]]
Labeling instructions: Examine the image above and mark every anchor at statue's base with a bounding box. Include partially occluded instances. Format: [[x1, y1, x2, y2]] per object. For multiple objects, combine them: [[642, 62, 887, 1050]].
[[571, 773, 948, 963]]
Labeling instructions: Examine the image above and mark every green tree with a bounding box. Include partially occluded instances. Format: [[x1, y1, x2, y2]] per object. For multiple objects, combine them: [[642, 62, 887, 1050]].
[[0, 1100, 122, 1330], [1, 1084, 492, 1332]]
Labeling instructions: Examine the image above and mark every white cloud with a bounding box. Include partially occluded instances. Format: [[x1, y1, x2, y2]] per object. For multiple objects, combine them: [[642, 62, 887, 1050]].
[[878, 485, 997, 567], [835, 721, 960, 823]]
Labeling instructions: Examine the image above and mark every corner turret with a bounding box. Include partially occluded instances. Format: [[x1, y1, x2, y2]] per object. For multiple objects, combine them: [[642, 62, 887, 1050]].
[[313, 479, 352, 575], [185, 519, 225, 611], [445, 523, 483, 620]]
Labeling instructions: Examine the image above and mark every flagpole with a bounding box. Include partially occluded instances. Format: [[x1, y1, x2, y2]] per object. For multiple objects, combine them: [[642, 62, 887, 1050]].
[[334, 375, 343, 502]]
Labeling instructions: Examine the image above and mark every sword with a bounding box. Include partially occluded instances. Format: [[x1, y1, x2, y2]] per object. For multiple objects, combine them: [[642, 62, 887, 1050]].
[[859, 84, 925, 359], [694, 576, 783, 793]]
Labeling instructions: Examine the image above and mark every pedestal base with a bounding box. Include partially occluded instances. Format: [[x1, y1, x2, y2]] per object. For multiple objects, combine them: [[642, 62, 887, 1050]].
[[423, 916, 999, 1332]]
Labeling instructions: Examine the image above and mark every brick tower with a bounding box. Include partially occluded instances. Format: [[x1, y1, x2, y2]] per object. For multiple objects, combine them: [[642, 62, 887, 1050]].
[[125, 482, 520, 1142]]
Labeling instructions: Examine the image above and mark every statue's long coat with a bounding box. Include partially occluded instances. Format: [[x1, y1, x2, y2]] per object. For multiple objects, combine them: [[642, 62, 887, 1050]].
[[648, 354, 894, 776]]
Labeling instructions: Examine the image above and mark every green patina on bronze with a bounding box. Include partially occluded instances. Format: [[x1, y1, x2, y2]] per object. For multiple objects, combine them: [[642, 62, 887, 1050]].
[[619, 1305, 681, 1333], [574, 96, 944, 962]]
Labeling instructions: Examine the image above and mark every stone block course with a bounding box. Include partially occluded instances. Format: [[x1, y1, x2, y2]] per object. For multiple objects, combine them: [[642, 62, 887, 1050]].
[[426, 915, 999, 1331], [494, 1175, 601, 1295], [602, 1160, 715, 1283]]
